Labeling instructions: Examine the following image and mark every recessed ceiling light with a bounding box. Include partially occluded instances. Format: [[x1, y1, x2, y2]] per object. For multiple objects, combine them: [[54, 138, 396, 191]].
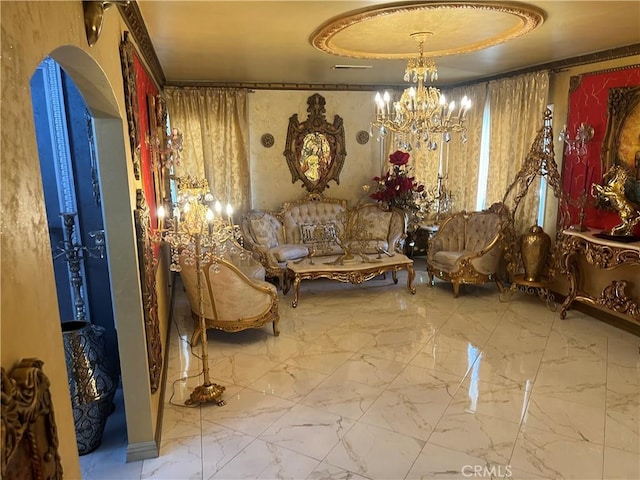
[[332, 65, 373, 70]]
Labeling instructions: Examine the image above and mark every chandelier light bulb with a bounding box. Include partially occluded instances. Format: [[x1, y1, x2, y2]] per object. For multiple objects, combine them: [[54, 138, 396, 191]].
[[214, 200, 222, 214], [206, 208, 214, 223], [226, 204, 233, 217], [157, 205, 165, 219]]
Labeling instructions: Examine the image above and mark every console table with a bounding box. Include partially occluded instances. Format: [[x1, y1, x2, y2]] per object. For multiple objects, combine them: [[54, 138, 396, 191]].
[[557, 229, 640, 321]]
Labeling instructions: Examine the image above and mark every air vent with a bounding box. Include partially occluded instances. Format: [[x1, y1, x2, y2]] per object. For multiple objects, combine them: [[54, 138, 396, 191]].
[[332, 65, 372, 70]]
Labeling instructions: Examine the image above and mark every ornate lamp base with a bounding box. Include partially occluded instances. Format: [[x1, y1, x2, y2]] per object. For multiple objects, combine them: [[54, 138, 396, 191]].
[[186, 382, 226, 406]]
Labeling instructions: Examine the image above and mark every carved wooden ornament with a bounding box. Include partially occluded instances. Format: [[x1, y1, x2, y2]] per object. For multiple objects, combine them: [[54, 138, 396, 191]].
[[284, 93, 346, 193]]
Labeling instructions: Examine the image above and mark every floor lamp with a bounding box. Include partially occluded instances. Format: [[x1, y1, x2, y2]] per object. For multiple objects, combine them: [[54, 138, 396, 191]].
[[156, 194, 234, 406]]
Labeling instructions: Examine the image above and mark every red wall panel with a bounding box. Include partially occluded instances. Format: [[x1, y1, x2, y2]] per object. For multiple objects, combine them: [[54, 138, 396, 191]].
[[562, 65, 640, 235]]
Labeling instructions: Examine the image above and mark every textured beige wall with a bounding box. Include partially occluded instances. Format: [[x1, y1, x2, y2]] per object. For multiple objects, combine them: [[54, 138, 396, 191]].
[[248, 90, 381, 210], [1, 1, 166, 474]]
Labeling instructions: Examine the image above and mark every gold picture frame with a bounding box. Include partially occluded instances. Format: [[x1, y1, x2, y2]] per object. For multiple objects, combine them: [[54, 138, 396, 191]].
[[601, 85, 640, 202], [284, 93, 346, 193]]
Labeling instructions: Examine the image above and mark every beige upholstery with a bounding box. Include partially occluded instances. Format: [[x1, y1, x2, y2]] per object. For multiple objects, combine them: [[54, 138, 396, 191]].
[[427, 203, 507, 297], [179, 241, 279, 346], [241, 194, 407, 290]]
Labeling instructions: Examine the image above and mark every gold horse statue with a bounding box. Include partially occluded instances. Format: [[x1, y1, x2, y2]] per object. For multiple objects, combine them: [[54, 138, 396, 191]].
[[592, 165, 640, 236]]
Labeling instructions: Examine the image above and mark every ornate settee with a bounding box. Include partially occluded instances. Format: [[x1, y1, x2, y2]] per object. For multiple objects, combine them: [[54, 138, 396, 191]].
[[240, 194, 407, 289], [426, 203, 508, 297]]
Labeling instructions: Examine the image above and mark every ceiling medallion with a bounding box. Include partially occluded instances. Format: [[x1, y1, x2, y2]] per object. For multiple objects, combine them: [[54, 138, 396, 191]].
[[311, 2, 544, 60]]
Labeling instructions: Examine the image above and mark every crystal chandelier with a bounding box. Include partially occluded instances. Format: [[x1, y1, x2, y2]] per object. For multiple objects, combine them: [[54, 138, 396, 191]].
[[371, 32, 472, 151]]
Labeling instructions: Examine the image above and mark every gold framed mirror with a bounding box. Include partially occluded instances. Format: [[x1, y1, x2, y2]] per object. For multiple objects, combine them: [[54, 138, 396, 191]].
[[601, 85, 640, 203], [284, 93, 346, 193]]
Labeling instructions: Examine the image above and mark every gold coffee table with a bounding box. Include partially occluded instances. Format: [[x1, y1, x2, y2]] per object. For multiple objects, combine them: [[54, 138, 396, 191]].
[[286, 253, 416, 307]]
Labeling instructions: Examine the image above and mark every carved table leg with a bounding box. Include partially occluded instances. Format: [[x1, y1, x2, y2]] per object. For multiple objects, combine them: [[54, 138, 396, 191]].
[[291, 275, 301, 308], [407, 265, 416, 294], [560, 260, 578, 319]]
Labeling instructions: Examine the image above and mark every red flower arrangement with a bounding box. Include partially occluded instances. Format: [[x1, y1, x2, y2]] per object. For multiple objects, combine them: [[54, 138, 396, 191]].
[[371, 150, 426, 210]]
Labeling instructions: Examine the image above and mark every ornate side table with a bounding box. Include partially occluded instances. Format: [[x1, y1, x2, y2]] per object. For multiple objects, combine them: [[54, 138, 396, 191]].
[[557, 229, 640, 321], [501, 274, 557, 311]]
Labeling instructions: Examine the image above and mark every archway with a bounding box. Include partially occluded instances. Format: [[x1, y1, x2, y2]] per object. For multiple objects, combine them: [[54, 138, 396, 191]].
[[29, 45, 158, 461]]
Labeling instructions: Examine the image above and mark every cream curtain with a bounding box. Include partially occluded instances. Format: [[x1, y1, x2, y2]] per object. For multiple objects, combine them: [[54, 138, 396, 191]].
[[442, 82, 488, 213], [486, 71, 549, 231], [165, 87, 250, 213]]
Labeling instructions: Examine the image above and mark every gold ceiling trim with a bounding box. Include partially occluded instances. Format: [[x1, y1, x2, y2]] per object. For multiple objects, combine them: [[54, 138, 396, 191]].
[[311, 1, 545, 60]]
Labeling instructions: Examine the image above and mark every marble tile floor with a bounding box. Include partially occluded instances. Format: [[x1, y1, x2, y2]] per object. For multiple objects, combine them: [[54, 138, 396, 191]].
[[81, 261, 639, 480]]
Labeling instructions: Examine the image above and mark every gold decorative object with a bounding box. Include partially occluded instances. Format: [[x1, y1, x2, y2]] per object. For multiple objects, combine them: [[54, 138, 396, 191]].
[[601, 85, 640, 204], [1, 359, 62, 479], [284, 93, 346, 193], [371, 32, 472, 151], [356, 130, 370, 145], [261, 133, 275, 148], [155, 178, 233, 406], [62, 321, 117, 455], [501, 108, 564, 279], [520, 225, 551, 282], [557, 229, 640, 321], [323, 207, 378, 265], [120, 33, 141, 180], [134, 189, 162, 393], [83, 1, 128, 47], [593, 165, 640, 237]]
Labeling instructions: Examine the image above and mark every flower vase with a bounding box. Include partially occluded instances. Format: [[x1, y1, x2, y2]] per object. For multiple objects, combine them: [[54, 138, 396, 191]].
[[62, 321, 118, 455]]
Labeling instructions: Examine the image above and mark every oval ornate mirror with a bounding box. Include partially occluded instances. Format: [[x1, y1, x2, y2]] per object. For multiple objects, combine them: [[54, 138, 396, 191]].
[[284, 93, 346, 193]]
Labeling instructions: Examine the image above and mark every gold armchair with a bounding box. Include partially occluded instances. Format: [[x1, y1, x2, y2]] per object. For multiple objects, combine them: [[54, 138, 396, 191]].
[[426, 203, 507, 297], [179, 250, 279, 346]]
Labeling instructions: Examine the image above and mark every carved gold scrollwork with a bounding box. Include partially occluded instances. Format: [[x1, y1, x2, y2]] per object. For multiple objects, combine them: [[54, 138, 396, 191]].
[[599, 281, 640, 319], [284, 94, 346, 193], [120, 33, 141, 181], [558, 230, 640, 321], [1, 359, 62, 480], [134, 190, 163, 393]]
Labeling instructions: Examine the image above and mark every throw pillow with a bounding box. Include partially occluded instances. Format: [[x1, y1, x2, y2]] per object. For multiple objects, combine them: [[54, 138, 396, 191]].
[[359, 209, 392, 240], [250, 216, 278, 249], [300, 223, 337, 244]]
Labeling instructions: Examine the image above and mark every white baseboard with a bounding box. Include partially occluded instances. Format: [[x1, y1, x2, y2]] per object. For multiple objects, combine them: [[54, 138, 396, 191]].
[[126, 440, 158, 462]]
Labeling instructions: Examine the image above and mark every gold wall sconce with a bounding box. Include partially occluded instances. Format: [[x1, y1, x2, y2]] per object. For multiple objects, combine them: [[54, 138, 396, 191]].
[[83, 1, 129, 47]]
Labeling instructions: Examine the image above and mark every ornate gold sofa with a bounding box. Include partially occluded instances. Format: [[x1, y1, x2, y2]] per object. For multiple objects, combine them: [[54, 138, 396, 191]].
[[179, 239, 279, 346], [426, 203, 508, 297], [240, 194, 407, 289]]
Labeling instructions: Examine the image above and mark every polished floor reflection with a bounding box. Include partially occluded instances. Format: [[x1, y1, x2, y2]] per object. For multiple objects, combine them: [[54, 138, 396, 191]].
[[81, 261, 639, 479]]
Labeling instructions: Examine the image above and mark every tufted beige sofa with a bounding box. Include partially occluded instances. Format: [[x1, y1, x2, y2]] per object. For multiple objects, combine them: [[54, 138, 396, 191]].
[[427, 203, 508, 297], [241, 194, 407, 290]]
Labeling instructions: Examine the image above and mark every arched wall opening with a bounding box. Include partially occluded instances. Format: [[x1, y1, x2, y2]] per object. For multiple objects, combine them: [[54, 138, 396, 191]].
[[40, 44, 158, 459]]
